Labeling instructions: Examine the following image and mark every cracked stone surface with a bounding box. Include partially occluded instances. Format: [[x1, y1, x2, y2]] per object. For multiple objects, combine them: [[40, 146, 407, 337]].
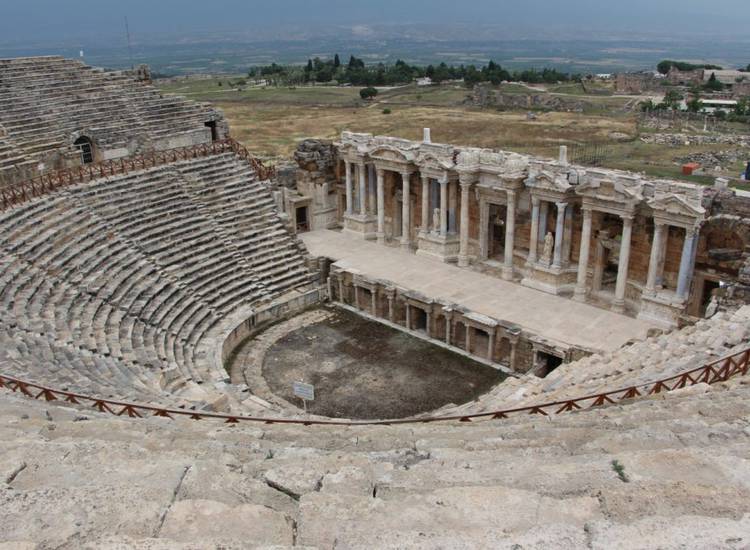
[[1, 373, 750, 548]]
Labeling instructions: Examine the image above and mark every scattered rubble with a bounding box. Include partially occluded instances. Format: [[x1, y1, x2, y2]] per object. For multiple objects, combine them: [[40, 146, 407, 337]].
[[641, 133, 750, 147]]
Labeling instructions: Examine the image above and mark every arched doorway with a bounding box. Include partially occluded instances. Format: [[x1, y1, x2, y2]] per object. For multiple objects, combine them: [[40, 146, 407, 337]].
[[74, 136, 95, 164]]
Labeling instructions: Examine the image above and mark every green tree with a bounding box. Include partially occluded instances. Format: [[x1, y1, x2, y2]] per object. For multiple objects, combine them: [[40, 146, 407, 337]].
[[334, 54, 341, 69], [735, 98, 749, 116], [686, 97, 703, 113], [662, 89, 683, 109], [640, 99, 656, 112], [704, 72, 724, 92], [359, 87, 378, 100]]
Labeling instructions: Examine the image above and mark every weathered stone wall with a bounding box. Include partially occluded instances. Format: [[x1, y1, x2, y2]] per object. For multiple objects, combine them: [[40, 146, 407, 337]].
[[293, 139, 338, 230], [472, 84, 590, 112]]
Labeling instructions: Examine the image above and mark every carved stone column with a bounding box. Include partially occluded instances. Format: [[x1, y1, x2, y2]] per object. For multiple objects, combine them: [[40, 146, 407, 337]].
[[479, 199, 490, 261], [439, 179, 449, 237], [337, 275, 345, 304], [613, 216, 634, 314], [552, 202, 567, 269], [358, 162, 367, 216], [458, 182, 472, 267], [502, 190, 517, 281], [444, 308, 453, 346], [645, 221, 667, 294], [677, 226, 699, 300], [487, 328, 496, 362], [344, 161, 353, 215], [376, 168, 385, 244], [527, 196, 540, 265], [420, 175, 430, 235], [401, 172, 412, 251], [386, 289, 396, 322], [574, 207, 593, 302]]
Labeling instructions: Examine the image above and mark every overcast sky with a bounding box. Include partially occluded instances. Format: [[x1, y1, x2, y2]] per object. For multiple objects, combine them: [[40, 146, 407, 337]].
[[2, 0, 749, 43]]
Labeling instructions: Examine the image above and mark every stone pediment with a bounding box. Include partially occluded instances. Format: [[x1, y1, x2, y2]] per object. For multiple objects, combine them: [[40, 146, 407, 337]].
[[526, 169, 572, 193], [417, 151, 454, 171], [368, 144, 416, 164], [648, 193, 706, 219], [575, 176, 643, 206]]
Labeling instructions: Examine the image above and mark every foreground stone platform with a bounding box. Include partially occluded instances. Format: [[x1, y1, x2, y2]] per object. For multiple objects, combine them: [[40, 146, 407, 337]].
[[2, 376, 749, 549], [302, 230, 656, 353]]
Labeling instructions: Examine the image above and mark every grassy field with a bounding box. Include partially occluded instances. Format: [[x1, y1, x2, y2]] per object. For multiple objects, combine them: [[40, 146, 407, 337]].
[[158, 79, 748, 186]]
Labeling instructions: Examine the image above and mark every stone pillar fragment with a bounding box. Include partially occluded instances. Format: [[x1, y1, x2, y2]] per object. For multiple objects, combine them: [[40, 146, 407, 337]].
[[421, 175, 430, 234], [376, 169, 385, 244], [401, 172, 412, 251], [553, 202, 567, 269], [458, 181, 472, 267], [613, 216, 633, 313], [345, 161, 353, 215], [439, 179, 449, 237], [645, 222, 667, 294], [574, 208, 593, 301], [528, 196, 540, 264], [677, 227, 699, 300], [502, 190, 517, 280], [358, 163, 367, 216]]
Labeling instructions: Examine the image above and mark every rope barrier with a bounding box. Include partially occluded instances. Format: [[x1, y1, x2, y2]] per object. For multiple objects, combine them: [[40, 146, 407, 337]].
[[1, 347, 747, 427]]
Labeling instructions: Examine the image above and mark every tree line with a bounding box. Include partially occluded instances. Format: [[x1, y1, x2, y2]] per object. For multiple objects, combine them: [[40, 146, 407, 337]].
[[248, 55, 579, 87]]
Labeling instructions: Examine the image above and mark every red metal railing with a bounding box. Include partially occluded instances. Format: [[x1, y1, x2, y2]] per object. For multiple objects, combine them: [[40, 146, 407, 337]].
[[0, 138, 275, 211], [1, 346, 747, 427]]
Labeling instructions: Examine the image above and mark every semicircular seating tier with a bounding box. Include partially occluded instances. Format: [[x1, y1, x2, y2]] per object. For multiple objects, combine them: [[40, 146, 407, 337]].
[[0, 56, 224, 187], [0, 152, 315, 411]]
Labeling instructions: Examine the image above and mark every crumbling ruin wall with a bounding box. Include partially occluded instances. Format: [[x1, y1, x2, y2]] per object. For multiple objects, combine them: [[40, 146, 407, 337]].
[[292, 139, 339, 230], [700, 188, 750, 311], [471, 84, 591, 112]]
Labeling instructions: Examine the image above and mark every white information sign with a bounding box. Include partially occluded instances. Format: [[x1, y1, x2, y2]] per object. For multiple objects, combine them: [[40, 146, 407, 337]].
[[293, 381, 315, 401]]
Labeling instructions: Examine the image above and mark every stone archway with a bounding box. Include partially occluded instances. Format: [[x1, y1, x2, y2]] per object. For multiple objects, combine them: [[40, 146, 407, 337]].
[[73, 136, 95, 164]]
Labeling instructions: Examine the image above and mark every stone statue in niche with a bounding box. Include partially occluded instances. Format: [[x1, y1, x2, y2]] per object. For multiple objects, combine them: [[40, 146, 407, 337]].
[[541, 232, 554, 265], [432, 208, 441, 233]]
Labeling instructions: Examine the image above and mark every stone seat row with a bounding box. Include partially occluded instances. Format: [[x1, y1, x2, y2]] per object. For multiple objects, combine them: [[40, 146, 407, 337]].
[[436, 306, 750, 418], [0, 154, 314, 409], [0, 56, 218, 164]]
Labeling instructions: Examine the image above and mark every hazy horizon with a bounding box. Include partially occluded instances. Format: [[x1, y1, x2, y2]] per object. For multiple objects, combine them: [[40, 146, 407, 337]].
[[3, 0, 750, 45]]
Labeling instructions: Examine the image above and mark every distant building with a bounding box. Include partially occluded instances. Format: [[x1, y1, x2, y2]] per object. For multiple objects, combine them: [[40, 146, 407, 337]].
[[416, 77, 433, 87], [703, 69, 746, 86], [667, 68, 703, 86], [679, 98, 738, 114], [615, 72, 658, 94]]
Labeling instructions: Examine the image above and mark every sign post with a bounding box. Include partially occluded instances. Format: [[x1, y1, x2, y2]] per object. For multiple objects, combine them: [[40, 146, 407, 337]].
[[292, 381, 315, 413]]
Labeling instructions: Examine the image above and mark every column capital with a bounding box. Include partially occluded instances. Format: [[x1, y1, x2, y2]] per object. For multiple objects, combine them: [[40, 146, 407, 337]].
[[459, 181, 473, 192], [531, 195, 541, 207], [621, 214, 635, 226], [582, 207, 594, 220], [420, 174, 430, 183], [357, 160, 366, 169], [654, 219, 668, 228], [555, 201, 568, 211], [506, 189, 517, 202], [376, 167, 385, 178], [457, 171, 478, 185], [685, 225, 699, 238]]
